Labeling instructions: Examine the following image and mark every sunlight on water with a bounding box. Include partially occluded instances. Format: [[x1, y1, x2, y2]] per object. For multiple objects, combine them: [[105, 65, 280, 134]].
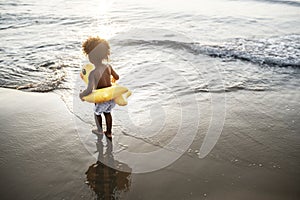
[[77, 0, 119, 39], [0, 0, 299, 94]]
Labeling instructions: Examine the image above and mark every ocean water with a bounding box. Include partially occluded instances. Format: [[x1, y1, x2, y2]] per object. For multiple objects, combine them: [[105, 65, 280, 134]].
[[1, 0, 299, 94]]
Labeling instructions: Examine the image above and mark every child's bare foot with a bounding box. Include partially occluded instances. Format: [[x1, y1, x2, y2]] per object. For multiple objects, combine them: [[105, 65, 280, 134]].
[[104, 131, 112, 141], [92, 129, 103, 135]]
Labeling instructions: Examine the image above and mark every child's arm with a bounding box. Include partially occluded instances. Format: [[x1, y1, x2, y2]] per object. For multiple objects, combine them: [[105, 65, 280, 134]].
[[109, 65, 119, 81], [79, 71, 95, 100]]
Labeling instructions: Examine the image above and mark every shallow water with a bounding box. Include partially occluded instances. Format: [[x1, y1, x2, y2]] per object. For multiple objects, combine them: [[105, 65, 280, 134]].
[[0, 0, 299, 93]]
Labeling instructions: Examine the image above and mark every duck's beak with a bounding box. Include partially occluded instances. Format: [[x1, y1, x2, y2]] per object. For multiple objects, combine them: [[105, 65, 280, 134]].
[[80, 73, 83, 80]]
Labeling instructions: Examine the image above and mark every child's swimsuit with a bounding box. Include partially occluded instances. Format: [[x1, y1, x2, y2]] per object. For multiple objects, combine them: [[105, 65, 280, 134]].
[[94, 100, 116, 115]]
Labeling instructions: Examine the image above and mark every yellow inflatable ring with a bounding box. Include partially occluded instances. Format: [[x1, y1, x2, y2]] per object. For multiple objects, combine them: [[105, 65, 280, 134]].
[[80, 63, 131, 106]]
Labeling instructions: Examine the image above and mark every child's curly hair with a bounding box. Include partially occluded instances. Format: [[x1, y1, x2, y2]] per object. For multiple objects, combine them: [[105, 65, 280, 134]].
[[82, 36, 110, 60]]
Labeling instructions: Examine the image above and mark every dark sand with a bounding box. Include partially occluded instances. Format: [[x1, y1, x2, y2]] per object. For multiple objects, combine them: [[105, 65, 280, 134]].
[[0, 88, 299, 200]]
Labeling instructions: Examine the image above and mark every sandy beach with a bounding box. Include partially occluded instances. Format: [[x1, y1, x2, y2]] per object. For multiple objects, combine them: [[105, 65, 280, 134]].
[[0, 88, 299, 200]]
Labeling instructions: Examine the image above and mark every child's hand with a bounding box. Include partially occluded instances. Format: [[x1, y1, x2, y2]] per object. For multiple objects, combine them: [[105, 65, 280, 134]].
[[79, 91, 85, 101], [111, 77, 116, 83]]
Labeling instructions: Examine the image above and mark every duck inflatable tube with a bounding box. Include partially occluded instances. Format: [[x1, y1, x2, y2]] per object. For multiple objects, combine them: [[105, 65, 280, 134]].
[[80, 63, 131, 106]]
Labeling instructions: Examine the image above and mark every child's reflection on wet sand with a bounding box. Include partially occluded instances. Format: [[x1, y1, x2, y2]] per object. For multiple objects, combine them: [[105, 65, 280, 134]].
[[85, 135, 132, 199]]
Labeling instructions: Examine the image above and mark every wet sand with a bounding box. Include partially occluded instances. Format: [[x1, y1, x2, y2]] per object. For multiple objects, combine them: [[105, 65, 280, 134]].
[[0, 88, 299, 200]]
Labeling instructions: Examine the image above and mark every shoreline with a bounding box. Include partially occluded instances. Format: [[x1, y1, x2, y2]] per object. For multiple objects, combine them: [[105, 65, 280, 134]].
[[0, 87, 299, 200], [0, 88, 95, 199]]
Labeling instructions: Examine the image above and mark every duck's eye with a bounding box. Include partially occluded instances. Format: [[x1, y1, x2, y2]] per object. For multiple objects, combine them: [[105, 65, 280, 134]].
[[82, 69, 86, 75]]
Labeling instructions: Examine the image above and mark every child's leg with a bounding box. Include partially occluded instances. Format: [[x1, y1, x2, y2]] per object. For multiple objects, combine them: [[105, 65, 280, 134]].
[[103, 112, 112, 137], [94, 114, 103, 132]]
